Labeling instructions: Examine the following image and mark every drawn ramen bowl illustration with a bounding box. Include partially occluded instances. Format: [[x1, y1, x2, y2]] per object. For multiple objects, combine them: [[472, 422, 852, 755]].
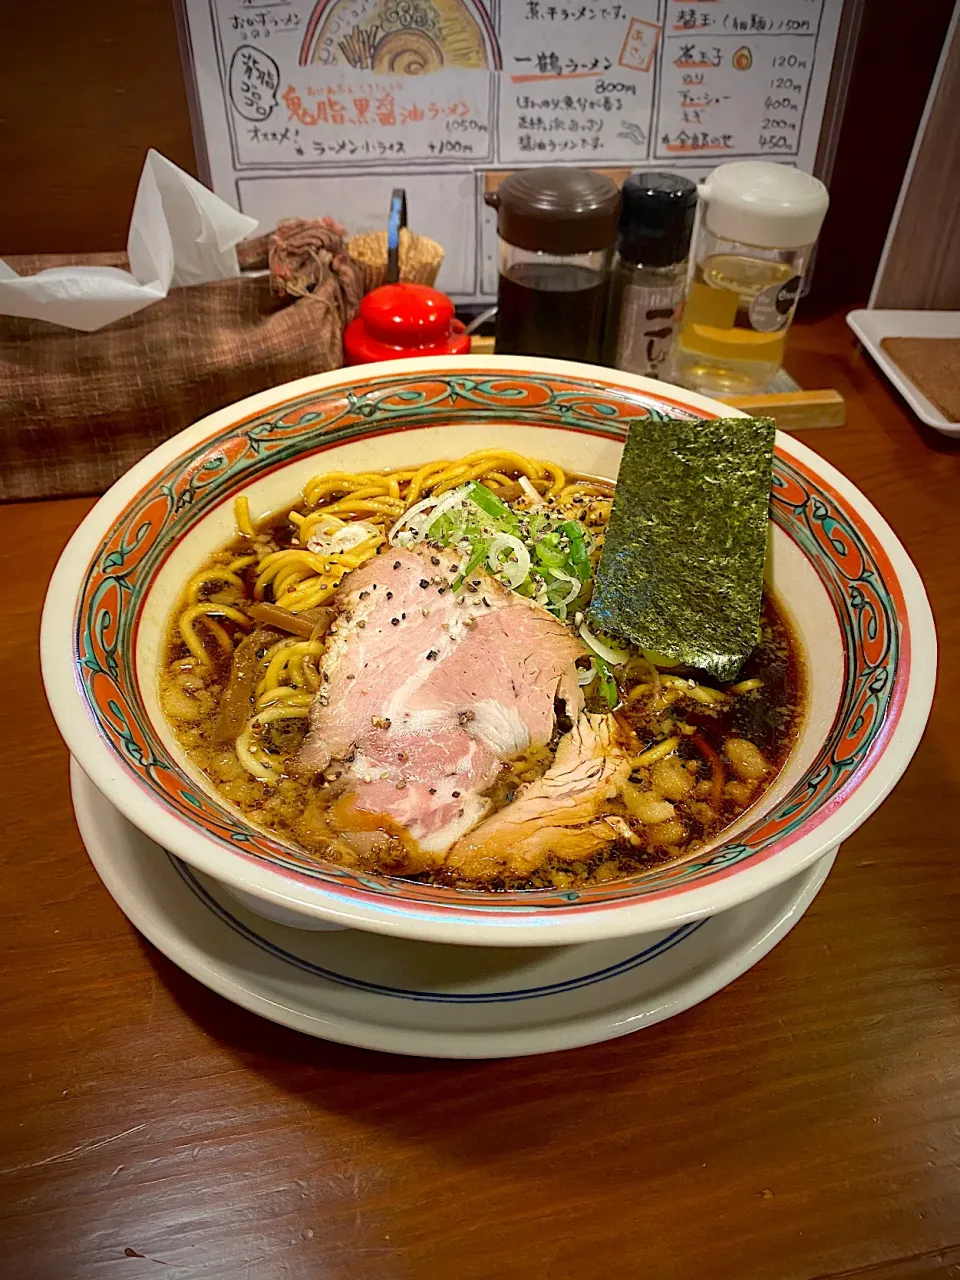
[[300, 0, 502, 70], [41, 357, 935, 947]]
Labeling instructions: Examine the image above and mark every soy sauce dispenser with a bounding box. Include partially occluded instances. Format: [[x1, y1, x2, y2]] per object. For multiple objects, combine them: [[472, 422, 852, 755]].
[[486, 168, 621, 363]]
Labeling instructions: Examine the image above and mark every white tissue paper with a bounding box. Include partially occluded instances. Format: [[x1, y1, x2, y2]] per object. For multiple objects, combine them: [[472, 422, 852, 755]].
[[0, 150, 259, 332]]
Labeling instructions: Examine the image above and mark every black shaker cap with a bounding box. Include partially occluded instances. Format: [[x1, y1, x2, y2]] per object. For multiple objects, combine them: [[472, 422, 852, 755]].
[[618, 172, 697, 267]]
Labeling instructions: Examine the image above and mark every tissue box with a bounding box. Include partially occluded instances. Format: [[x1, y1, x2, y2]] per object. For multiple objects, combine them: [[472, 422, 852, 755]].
[[0, 248, 357, 502]]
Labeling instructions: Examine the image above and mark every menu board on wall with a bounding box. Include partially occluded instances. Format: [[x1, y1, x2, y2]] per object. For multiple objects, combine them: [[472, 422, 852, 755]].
[[179, 0, 845, 302]]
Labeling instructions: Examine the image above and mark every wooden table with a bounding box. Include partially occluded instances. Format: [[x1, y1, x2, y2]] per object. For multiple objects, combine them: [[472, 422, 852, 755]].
[[2, 312, 959, 1280]]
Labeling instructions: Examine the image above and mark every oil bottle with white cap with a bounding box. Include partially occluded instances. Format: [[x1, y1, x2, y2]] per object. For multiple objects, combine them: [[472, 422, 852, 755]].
[[672, 161, 829, 395]]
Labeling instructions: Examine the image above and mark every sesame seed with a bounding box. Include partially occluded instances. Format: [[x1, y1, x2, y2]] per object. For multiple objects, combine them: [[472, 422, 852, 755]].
[[431, 556, 440, 566], [356, 620, 366, 629], [437, 587, 445, 595], [426, 650, 438, 660], [419, 579, 429, 588], [428, 788, 437, 795], [393, 560, 400, 569], [359, 590, 369, 600], [396, 780, 406, 790], [386, 591, 393, 600], [346, 673, 355, 680], [452, 790, 461, 798], [391, 618, 400, 626]]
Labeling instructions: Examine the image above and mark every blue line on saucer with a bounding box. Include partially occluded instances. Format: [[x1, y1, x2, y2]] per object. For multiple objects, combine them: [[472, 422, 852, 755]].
[[172, 857, 707, 1005]]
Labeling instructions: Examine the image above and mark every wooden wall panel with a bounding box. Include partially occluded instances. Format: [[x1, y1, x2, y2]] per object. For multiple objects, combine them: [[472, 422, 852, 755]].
[[869, 3, 960, 310], [1, 0, 197, 255]]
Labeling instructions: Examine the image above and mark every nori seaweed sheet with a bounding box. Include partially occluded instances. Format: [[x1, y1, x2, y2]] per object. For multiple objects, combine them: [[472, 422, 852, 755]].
[[588, 416, 776, 682]]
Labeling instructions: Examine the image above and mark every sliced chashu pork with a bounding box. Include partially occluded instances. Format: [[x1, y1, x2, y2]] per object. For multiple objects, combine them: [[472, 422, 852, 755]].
[[445, 713, 632, 883], [296, 546, 584, 857]]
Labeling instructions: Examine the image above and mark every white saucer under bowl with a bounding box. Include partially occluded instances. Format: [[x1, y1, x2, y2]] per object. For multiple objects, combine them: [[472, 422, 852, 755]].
[[71, 759, 836, 1059]]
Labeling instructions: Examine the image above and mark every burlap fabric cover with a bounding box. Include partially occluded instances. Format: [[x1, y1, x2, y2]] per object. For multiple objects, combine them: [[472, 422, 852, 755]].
[[0, 236, 362, 501]]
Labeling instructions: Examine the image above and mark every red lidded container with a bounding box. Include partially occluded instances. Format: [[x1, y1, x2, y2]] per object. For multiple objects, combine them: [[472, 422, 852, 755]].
[[343, 283, 470, 365]]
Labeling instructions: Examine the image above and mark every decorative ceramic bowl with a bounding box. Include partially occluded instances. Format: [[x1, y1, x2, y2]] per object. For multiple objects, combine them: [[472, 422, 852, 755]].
[[42, 357, 936, 946]]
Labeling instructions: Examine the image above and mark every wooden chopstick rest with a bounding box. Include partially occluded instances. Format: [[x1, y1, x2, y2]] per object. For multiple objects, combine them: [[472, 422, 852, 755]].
[[717, 390, 846, 431]]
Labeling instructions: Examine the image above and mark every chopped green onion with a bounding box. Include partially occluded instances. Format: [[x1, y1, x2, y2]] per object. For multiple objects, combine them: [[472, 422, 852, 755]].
[[562, 520, 591, 580], [452, 538, 489, 591], [594, 655, 619, 707], [466, 483, 518, 529], [535, 542, 566, 569]]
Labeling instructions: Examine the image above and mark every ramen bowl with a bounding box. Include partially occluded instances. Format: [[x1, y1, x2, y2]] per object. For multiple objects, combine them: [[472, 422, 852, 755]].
[[41, 357, 936, 946]]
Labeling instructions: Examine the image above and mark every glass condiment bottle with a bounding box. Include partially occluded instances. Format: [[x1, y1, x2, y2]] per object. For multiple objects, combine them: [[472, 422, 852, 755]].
[[485, 167, 621, 363], [604, 172, 697, 379], [673, 161, 829, 395]]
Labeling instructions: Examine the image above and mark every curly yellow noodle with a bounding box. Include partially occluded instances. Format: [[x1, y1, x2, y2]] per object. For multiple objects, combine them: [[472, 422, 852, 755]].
[[558, 480, 612, 504], [234, 496, 254, 536], [178, 603, 252, 666], [429, 451, 564, 497], [660, 675, 728, 705], [254, 550, 337, 598], [302, 472, 393, 507], [313, 499, 401, 518], [257, 639, 325, 697], [730, 677, 764, 694], [276, 579, 338, 612], [321, 496, 405, 516], [273, 566, 309, 599], [226, 554, 257, 573], [258, 548, 339, 575], [405, 460, 453, 504], [430, 460, 521, 495], [317, 484, 396, 504], [235, 705, 311, 782], [256, 687, 313, 711], [631, 736, 681, 769], [186, 567, 245, 603]]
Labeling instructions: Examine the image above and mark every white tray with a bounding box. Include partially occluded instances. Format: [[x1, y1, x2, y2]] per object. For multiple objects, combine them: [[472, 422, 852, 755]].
[[847, 309, 960, 437]]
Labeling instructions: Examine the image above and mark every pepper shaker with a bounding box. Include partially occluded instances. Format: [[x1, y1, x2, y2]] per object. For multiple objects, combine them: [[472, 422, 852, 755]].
[[604, 172, 697, 380]]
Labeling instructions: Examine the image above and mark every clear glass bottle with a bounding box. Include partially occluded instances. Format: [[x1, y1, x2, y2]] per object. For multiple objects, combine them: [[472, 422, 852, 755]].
[[486, 168, 620, 364], [604, 172, 697, 379], [673, 162, 829, 395]]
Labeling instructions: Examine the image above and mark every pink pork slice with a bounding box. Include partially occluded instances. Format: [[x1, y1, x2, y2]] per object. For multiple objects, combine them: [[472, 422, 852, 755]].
[[297, 546, 585, 854]]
